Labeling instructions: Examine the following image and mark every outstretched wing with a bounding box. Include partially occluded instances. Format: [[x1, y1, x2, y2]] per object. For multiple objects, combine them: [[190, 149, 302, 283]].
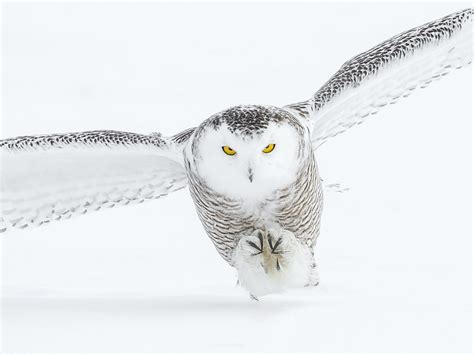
[[0, 128, 196, 232], [284, 8, 472, 149]]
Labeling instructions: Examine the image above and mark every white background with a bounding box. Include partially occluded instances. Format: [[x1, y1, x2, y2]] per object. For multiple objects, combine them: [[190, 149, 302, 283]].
[[1, 2, 472, 352]]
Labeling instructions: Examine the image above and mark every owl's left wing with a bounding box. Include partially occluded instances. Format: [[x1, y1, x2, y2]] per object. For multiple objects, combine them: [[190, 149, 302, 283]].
[[0, 128, 195, 233], [284, 8, 472, 149]]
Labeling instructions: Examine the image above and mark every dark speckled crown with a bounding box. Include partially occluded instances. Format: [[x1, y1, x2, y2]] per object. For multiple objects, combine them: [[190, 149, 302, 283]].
[[199, 105, 304, 137], [190, 105, 307, 160]]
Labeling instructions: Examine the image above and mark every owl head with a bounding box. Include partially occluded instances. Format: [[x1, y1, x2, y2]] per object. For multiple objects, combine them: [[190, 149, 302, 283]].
[[186, 105, 312, 200]]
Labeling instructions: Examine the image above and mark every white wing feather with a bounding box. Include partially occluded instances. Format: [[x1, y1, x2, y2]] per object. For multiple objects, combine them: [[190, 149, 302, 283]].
[[285, 8, 472, 148], [0, 129, 195, 232]]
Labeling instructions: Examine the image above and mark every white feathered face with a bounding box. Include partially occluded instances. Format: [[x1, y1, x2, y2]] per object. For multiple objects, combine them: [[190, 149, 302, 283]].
[[191, 120, 307, 200]]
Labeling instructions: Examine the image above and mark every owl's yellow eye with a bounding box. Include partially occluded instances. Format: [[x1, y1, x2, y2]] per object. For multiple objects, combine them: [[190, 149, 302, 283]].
[[222, 146, 236, 156], [262, 143, 276, 153]]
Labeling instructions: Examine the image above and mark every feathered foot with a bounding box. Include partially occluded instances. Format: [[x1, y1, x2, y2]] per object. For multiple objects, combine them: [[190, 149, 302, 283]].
[[234, 228, 315, 297]]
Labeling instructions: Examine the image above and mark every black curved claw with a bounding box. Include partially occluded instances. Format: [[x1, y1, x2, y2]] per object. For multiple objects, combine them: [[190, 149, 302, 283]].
[[268, 235, 283, 255], [246, 231, 264, 256]]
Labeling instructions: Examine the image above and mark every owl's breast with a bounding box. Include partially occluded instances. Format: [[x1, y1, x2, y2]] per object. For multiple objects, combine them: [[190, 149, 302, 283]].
[[184, 151, 323, 264]]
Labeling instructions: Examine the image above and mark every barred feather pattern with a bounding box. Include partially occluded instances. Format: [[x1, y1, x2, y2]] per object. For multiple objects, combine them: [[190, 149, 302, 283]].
[[285, 8, 472, 147], [0, 130, 168, 151], [0, 130, 190, 232], [185, 143, 323, 265]]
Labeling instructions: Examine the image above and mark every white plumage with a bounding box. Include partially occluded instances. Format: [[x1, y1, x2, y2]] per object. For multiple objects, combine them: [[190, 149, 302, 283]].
[[0, 9, 471, 298], [0, 131, 188, 232]]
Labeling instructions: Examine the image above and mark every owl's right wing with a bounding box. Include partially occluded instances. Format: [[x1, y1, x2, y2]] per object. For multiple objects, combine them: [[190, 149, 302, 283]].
[[0, 128, 195, 233], [284, 8, 472, 149]]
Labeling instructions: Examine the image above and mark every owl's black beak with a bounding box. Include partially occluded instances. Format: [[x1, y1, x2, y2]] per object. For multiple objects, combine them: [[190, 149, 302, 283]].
[[248, 168, 254, 183]]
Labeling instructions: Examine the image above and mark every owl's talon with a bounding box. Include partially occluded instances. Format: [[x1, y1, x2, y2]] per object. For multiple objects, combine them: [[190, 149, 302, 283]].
[[246, 239, 262, 254], [244, 230, 264, 255], [271, 237, 283, 255], [238, 230, 266, 257], [234, 228, 316, 297], [267, 231, 285, 255]]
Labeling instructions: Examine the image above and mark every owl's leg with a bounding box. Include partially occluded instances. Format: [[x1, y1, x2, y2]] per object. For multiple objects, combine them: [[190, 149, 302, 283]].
[[307, 261, 320, 287], [233, 228, 314, 297]]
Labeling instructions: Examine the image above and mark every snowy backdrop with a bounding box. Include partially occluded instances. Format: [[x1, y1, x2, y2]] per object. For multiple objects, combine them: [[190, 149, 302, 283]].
[[1, 2, 472, 352]]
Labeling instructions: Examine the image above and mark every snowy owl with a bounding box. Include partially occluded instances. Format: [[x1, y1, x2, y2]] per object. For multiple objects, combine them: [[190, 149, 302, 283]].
[[1, 9, 472, 298]]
